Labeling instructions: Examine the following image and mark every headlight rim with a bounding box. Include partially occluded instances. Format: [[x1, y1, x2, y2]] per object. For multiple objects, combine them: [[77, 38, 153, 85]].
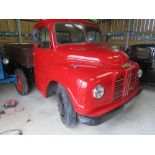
[[93, 85, 104, 99], [138, 68, 143, 78]]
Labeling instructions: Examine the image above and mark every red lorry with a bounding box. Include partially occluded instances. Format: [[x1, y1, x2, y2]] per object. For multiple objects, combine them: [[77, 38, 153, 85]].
[[4, 19, 142, 127]]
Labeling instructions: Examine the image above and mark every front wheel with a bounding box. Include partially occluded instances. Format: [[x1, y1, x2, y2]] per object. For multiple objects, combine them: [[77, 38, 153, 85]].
[[14, 69, 28, 96], [57, 84, 77, 128]]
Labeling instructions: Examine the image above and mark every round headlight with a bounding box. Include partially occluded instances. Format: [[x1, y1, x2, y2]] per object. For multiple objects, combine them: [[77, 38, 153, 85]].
[[93, 85, 104, 99], [138, 69, 143, 78], [3, 58, 9, 65]]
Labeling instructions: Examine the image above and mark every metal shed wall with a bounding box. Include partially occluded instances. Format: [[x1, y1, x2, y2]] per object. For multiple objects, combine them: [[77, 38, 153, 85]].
[[0, 19, 36, 47], [100, 19, 155, 49], [1, 19, 155, 50]]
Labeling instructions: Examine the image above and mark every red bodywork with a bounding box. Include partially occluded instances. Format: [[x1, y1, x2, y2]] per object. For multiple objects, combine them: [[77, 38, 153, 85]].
[[33, 19, 140, 118]]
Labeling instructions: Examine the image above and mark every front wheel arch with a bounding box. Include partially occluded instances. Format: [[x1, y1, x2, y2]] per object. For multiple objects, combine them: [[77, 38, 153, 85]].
[[46, 81, 58, 97]]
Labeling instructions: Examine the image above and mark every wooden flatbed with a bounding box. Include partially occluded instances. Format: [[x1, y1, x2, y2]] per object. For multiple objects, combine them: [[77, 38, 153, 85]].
[[4, 43, 34, 69]]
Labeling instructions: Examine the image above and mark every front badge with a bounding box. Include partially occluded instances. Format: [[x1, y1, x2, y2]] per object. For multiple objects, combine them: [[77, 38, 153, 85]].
[[121, 63, 131, 69]]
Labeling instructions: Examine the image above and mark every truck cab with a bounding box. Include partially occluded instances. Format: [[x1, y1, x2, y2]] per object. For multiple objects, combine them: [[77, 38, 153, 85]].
[[31, 19, 141, 127]]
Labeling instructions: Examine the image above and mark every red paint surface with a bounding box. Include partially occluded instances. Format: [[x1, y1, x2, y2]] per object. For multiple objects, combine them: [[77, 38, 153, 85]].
[[33, 19, 140, 117]]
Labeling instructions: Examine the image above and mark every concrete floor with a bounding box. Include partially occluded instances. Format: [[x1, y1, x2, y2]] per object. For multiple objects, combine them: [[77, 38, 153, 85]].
[[0, 84, 155, 135]]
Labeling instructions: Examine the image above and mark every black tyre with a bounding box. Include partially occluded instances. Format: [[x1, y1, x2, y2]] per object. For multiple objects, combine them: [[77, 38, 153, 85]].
[[14, 69, 28, 96], [57, 84, 77, 128]]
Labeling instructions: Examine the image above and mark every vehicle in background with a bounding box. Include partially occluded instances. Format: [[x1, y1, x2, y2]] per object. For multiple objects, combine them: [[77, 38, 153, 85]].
[[126, 44, 155, 85], [0, 49, 17, 85], [4, 19, 141, 128]]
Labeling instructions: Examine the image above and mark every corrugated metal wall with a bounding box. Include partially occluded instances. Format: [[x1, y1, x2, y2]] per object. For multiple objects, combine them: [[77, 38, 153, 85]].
[[0, 20, 17, 44], [100, 19, 155, 49], [0, 19, 36, 47], [1, 19, 155, 49]]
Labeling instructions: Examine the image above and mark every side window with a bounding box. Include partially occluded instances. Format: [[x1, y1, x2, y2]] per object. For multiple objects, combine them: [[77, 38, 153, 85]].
[[39, 27, 50, 48], [32, 27, 50, 48]]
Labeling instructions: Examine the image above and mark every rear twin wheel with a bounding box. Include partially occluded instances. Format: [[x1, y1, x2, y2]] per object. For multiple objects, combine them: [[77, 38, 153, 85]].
[[14, 69, 29, 96]]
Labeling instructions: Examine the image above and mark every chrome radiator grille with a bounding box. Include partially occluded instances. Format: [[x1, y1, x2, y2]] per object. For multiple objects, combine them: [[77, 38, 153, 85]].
[[113, 69, 138, 102], [113, 75, 124, 102]]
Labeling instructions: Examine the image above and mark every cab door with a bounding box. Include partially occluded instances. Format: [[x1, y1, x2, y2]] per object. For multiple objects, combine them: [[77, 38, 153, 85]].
[[33, 26, 53, 94]]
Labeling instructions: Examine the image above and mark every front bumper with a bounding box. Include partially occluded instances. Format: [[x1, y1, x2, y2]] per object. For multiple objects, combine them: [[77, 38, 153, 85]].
[[78, 88, 142, 126]]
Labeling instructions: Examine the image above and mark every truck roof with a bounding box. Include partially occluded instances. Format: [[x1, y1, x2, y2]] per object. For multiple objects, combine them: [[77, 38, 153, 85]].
[[35, 19, 99, 28]]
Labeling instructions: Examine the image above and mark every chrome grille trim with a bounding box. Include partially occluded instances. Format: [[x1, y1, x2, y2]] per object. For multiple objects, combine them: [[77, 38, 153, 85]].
[[113, 69, 138, 102], [113, 75, 124, 102]]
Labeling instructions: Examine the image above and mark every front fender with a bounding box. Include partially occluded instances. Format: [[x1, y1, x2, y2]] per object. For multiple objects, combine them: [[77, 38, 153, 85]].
[[45, 64, 84, 110], [45, 64, 113, 112], [47, 64, 115, 114], [76, 68, 114, 115]]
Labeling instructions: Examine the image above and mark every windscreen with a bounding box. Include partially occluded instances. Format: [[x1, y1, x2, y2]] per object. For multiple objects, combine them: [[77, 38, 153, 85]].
[[55, 23, 84, 44], [86, 26, 102, 44]]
